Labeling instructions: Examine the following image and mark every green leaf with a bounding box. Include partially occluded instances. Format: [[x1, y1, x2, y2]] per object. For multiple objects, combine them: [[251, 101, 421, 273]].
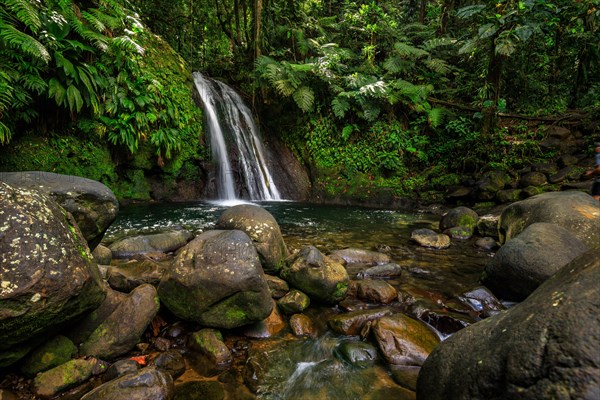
[[456, 5, 486, 19], [48, 78, 66, 106], [0, 22, 50, 63], [66, 85, 83, 112], [292, 86, 314, 112], [496, 38, 517, 56], [332, 97, 350, 118], [478, 23, 498, 39]]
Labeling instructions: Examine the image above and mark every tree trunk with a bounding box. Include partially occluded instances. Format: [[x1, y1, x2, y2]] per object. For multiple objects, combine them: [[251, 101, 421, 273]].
[[419, 0, 427, 24], [482, 36, 504, 135], [254, 0, 263, 60]]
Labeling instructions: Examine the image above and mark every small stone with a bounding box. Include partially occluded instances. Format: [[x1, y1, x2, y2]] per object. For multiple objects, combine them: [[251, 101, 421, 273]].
[[289, 314, 317, 337], [189, 329, 232, 366], [33, 358, 98, 398], [152, 350, 185, 379], [410, 229, 450, 249], [277, 290, 310, 314]]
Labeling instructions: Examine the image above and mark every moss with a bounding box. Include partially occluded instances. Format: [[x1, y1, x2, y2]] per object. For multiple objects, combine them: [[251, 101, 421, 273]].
[[457, 214, 477, 229], [224, 308, 246, 324], [332, 282, 348, 302]]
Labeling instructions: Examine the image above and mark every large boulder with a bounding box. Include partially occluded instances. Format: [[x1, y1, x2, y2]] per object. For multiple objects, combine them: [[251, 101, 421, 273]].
[[281, 246, 349, 304], [109, 230, 193, 259], [0, 171, 118, 249], [498, 191, 600, 247], [439, 206, 479, 233], [79, 284, 159, 359], [485, 222, 588, 301], [0, 182, 106, 367], [417, 248, 600, 400], [215, 204, 288, 274], [158, 230, 273, 328]]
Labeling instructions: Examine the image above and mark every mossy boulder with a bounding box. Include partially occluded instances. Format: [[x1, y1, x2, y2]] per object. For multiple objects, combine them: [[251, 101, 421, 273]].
[[215, 205, 289, 274], [281, 246, 349, 304], [0, 172, 118, 250], [158, 230, 273, 328], [439, 206, 479, 236], [80, 366, 174, 400], [0, 182, 106, 367], [79, 284, 159, 359], [498, 191, 600, 247], [277, 289, 310, 314], [189, 329, 232, 366], [33, 358, 100, 398], [19, 335, 78, 376]]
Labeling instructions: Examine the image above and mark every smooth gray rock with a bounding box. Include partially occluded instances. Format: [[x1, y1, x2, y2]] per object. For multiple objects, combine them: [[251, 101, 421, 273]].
[[109, 230, 193, 258], [80, 366, 174, 400]]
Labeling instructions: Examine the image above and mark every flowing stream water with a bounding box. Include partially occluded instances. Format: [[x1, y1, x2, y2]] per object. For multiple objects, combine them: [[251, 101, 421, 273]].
[[106, 201, 493, 399], [193, 73, 281, 201]]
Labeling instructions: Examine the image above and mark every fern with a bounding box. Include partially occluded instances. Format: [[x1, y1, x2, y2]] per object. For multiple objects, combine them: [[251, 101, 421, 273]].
[[0, 22, 50, 63], [456, 4, 486, 19], [292, 86, 314, 112], [424, 58, 450, 74], [393, 42, 429, 58], [2, 0, 42, 32], [332, 96, 350, 118]]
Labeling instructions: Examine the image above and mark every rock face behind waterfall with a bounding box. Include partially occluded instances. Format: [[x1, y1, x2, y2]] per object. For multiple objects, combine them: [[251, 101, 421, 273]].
[[0, 182, 106, 367], [215, 204, 288, 274], [158, 229, 273, 329], [417, 248, 600, 400], [0, 171, 119, 250]]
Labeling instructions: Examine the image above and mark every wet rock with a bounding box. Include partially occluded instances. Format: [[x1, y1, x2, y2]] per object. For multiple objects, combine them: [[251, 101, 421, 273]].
[[80, 284, 160, 359], [152, 350, 185, 379], [496, 188, 522, 204], [289, 314, 317, 337], [0, 389, 19, 400], [328, 248, 391, 266], [485, 222, 588, 301], [439, 206, 479, 233], [474, 237, 498, 251], [102, 359, 140, 382], [356, 263, 404, 279], [417, 248, 600, 400], [0, 182, 106, 367], [242, 301, 286, 338], [328, 308, 393, 336], [334, 341, 378, 368], [355, 280, 398, 304], [189, 329, 232, 367], [174, 381, 224, 400], [109, 230, 193, 259], [107, 259, 164, 292], [0, 171, 119, 250], [443, 226, 473, 240], [281, 246, 349, 304], [548, 166, 578, 184], [33, 358, 99, 398], [472, 171, 512, 201], [264, 274, 289, 299], [215, 204, 289, 274], [498, 191, 600, 247], [80, 366, 174, 400], [476, 214, 499, 239], [277, 289, 310, 314], [389, 365, 420, 391], [558, 154, 579, 167], [68, 285, 126, 346], [20, 335, 77, 376], [413, 308, 473, 336], [532, 162, 557, 175], [519, 171, 547, 188], [158, 230, 273, 328], [521, 185, 544, 198], [410, 229, 450, 249], [457, 286, 505, 318], [372, 313, 440, 366], [92, 244, 112, 265]]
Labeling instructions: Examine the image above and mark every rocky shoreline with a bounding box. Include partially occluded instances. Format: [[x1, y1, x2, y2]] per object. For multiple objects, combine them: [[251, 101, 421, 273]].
[[1, 174, 599, 399]]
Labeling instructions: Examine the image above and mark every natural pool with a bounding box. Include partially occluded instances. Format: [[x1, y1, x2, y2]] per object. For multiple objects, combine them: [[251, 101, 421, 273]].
[[105, 201, 495, 399]]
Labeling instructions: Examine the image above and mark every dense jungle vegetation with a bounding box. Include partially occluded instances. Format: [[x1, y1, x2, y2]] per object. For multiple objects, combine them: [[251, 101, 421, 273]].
[[1, 0, 599, 201]]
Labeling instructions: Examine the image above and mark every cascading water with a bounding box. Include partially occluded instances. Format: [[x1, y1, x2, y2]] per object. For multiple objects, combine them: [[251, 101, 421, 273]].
[[193, 72, 281, 201]]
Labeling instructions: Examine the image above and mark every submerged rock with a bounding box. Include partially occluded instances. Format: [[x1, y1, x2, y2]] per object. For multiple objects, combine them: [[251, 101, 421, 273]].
[[0, 182, 106, 367], [410, 229, 450, 249], [328, 308, 392, 336], [215, 204, 289, 274], [0, 171, 119, 250], [485, 222, 588, 301], [158, 230, 273, 328], [334, 341, 378, 368], [289, 314, 317, 337], [354, 280, 398, 304], [417, 248, 600, 400], [328, 248, 391, 266], [356, 263, 404, 279], [109, 230, 193, 258], [281, 246, 349, 304]]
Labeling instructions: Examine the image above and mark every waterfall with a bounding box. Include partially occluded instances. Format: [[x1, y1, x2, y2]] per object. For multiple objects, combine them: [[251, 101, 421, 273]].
[[193, 72, 281, 201]]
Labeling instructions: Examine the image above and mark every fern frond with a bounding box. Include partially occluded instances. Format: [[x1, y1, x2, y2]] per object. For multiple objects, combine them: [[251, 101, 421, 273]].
[[359, 80, 387, 97], [424, 58, 450, 74], [0, 121, 13, 145], [113, 36, 144, 55], [0, 22, 50, 63], [423, 37, 457, 51], [383, 56, 410, 74], [394, 42, 429, 58], [292, 86, 314, 112], [332, 97, 350, 118], [456, 4, 486, 19], [458, 39, 478, 55], [82, 10, 106, 33], [427, 107, 446, 127], [2, 0, 41, 32], [19, 73, 47, 94]]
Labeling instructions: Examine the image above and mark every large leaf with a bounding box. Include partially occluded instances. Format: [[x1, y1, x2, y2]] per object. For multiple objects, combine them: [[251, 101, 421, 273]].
[[478, 23, 498, 39], [456, 4, 486, 19], [66, 84, 83, 112], [292, 86, 314, 112]]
